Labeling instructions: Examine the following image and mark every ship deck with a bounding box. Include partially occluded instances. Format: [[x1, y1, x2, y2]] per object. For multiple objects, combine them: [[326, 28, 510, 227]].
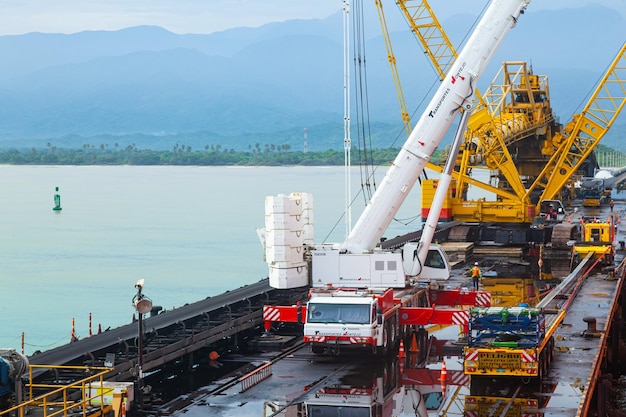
[[155, 198, 626, 417], [12, 197, 626, 417]]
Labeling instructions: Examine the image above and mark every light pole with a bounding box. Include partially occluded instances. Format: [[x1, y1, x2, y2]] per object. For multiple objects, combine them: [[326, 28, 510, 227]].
[[132, 278, 152, 409]]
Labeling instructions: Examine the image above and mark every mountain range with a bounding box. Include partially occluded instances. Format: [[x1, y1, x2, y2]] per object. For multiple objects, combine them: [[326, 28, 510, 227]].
[[0, 4, 624, 152]]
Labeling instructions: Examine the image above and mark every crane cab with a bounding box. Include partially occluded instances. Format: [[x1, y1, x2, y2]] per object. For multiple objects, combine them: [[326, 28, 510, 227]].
[[402, 243, 451, 282], [538, 200, 566, 222], [310, 244, 451, 289]]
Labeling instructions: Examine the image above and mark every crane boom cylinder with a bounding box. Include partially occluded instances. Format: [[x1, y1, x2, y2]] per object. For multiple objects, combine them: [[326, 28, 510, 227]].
[[341, 0, 531, 254], [415, 107, 472, 272]]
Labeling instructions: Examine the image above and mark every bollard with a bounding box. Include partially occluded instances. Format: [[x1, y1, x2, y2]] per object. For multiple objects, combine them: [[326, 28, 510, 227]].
[[583, 316, 597, 333]]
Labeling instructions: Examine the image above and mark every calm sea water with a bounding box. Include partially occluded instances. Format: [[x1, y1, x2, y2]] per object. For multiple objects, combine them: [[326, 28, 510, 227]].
[[0, 165, 431, 355]]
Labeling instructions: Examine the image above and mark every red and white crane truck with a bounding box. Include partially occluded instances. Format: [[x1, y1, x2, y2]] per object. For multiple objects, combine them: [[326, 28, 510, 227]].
[[261, 0, 531, 355]]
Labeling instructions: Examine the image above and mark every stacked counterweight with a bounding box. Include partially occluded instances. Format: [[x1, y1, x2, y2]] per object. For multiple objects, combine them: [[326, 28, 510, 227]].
[[264, 193, 314, 289]]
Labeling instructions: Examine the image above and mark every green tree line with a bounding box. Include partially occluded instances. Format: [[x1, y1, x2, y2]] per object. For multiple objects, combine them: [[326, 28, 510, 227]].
[[0, 143, 439, 166], [0, 142, 622, 168]]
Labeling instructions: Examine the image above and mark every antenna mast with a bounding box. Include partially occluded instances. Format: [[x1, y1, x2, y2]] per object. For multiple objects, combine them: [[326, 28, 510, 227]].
[[342, 0, 352, 237]]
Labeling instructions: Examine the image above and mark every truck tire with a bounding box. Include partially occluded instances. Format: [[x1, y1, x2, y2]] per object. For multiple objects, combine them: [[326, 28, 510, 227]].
[[376, 322, 390, 357], [538, 350, 547, 383], [388, 320, 398, 353], [311, 345, 325, 355], [469, 376, 487, 396], [546, 336, 554, 365]]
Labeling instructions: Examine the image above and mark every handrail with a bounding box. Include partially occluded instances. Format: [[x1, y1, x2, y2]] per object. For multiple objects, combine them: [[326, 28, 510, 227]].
[[239, 362, 272, 393], [0, 365, 115, 417]]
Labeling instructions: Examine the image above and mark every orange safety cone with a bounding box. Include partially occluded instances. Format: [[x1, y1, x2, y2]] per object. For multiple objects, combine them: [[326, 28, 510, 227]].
[[410, 333, 419, 353], [440, 360, 447, 397], [568, 215, 571, 223], [398, 338, 406, 358]]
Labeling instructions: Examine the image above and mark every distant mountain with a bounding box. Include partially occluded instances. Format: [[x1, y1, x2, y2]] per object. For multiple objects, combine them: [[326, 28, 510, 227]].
[[0, 4, 623, 152]]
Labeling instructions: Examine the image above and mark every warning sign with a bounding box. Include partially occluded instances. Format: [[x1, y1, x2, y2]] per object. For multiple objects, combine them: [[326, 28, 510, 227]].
[[478, 352, 520, 370]]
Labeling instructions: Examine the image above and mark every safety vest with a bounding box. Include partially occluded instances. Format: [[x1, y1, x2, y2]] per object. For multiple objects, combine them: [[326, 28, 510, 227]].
[[472, 266, 481, 277]]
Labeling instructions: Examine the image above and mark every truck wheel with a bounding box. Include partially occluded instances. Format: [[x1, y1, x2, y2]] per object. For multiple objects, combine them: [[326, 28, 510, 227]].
[[399, 324, 409, 345], [311, 345, 324, 354], [469, 376, 487, 396], [548, 336, 554, 364], [377, 322, 390, 357], [538, 351, 546, 383], [389, 321, 397, 352]]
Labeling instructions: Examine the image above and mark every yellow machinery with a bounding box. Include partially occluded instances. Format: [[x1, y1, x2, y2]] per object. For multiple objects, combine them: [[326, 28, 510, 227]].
[[582, 189, 612, 207], [481, 277, 538, 307], [0, 364, 127, 417], [583, 197, 602, 208], [375, 0, 626, 237], [574, 218, 615, 265]]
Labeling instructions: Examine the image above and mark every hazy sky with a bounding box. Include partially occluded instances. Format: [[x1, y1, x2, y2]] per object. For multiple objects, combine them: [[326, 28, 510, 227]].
[[0, 0, 624, 35]]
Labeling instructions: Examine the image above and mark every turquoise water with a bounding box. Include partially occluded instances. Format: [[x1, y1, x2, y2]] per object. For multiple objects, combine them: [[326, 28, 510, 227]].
[[0, 165, 428, 355]]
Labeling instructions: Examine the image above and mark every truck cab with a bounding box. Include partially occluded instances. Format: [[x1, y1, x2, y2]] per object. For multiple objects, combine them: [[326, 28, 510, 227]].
[[303, 287, 399, 356]]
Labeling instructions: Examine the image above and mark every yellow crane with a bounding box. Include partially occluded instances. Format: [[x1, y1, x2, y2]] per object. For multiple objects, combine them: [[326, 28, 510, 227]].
[[441, 43, 625, 227], [373, 0, 412, 137], [526, 42, 626, 202], [381, 0, 549, 221], [377, 0, 625, 241]]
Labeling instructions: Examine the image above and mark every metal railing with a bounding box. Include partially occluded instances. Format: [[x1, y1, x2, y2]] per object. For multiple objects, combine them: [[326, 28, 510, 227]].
[[1, 365, 115, 417], [239, 362, 272, 393]]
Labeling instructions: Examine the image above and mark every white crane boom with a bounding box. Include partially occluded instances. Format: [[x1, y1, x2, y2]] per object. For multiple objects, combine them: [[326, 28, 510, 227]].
[[264, 0, 532, 289], [341, 0, 531, 254]]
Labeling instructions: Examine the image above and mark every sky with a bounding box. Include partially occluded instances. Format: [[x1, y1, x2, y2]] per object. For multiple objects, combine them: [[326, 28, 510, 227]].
[[0, 0, 624, 35]]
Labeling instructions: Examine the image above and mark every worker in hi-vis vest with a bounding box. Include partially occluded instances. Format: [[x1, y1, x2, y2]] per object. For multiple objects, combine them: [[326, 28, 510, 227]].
[[471, 262, 482, 291]]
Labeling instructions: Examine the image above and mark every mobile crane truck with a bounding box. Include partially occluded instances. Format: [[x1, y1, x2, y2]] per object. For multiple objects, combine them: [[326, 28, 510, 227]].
[[261, 0, 531, 355]]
